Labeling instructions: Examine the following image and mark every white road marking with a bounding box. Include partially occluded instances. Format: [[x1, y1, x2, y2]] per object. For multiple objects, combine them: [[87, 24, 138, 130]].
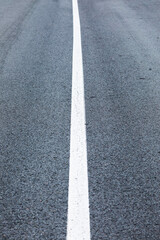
[[66, 0, 91, 239]]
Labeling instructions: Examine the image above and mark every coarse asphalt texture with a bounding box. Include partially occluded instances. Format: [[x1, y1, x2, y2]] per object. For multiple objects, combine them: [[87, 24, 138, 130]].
[[1, 0, 160, 239], [79, 0, 160, 239], [0, 0, 72, 239]]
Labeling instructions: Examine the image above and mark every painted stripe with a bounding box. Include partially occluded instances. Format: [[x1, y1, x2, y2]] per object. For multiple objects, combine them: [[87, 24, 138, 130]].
[[66, 0, 91, 239]]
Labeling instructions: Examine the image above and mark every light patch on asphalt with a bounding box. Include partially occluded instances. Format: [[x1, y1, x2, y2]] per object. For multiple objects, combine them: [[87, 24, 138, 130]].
[[66, 0, 91, 239]]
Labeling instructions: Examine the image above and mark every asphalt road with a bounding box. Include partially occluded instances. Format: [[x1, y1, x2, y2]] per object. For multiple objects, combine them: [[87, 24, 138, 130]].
[[0, 0, 160, 239]]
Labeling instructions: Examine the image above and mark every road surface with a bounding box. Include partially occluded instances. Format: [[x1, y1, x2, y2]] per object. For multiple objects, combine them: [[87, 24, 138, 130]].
[[0, 0, 160, 239]]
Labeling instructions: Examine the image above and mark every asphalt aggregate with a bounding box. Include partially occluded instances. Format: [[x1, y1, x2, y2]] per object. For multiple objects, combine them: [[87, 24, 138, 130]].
[[0, 0, 72, 239], [1, 0, 160, 239], [79, 0, 160, 239]]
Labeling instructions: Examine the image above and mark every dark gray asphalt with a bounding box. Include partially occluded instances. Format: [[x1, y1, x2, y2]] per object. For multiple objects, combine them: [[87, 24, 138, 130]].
[[79, 0, 160, 239], [0, 0, 160, 239], [0, 0, 72, 239]]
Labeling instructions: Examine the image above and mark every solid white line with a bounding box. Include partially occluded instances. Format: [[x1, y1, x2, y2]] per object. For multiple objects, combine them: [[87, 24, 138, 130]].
[[66, 0, 91, 239]]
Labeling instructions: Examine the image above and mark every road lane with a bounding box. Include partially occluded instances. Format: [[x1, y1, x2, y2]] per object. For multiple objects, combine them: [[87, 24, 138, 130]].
[[1, 0, 160, 239], [79, 0, 160, 239], [0, 0, 72, 239]]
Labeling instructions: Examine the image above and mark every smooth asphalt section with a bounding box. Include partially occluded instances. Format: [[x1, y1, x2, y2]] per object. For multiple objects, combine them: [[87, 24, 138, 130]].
[[78, 0, 160, 239], [0, 0, 72, 239]]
